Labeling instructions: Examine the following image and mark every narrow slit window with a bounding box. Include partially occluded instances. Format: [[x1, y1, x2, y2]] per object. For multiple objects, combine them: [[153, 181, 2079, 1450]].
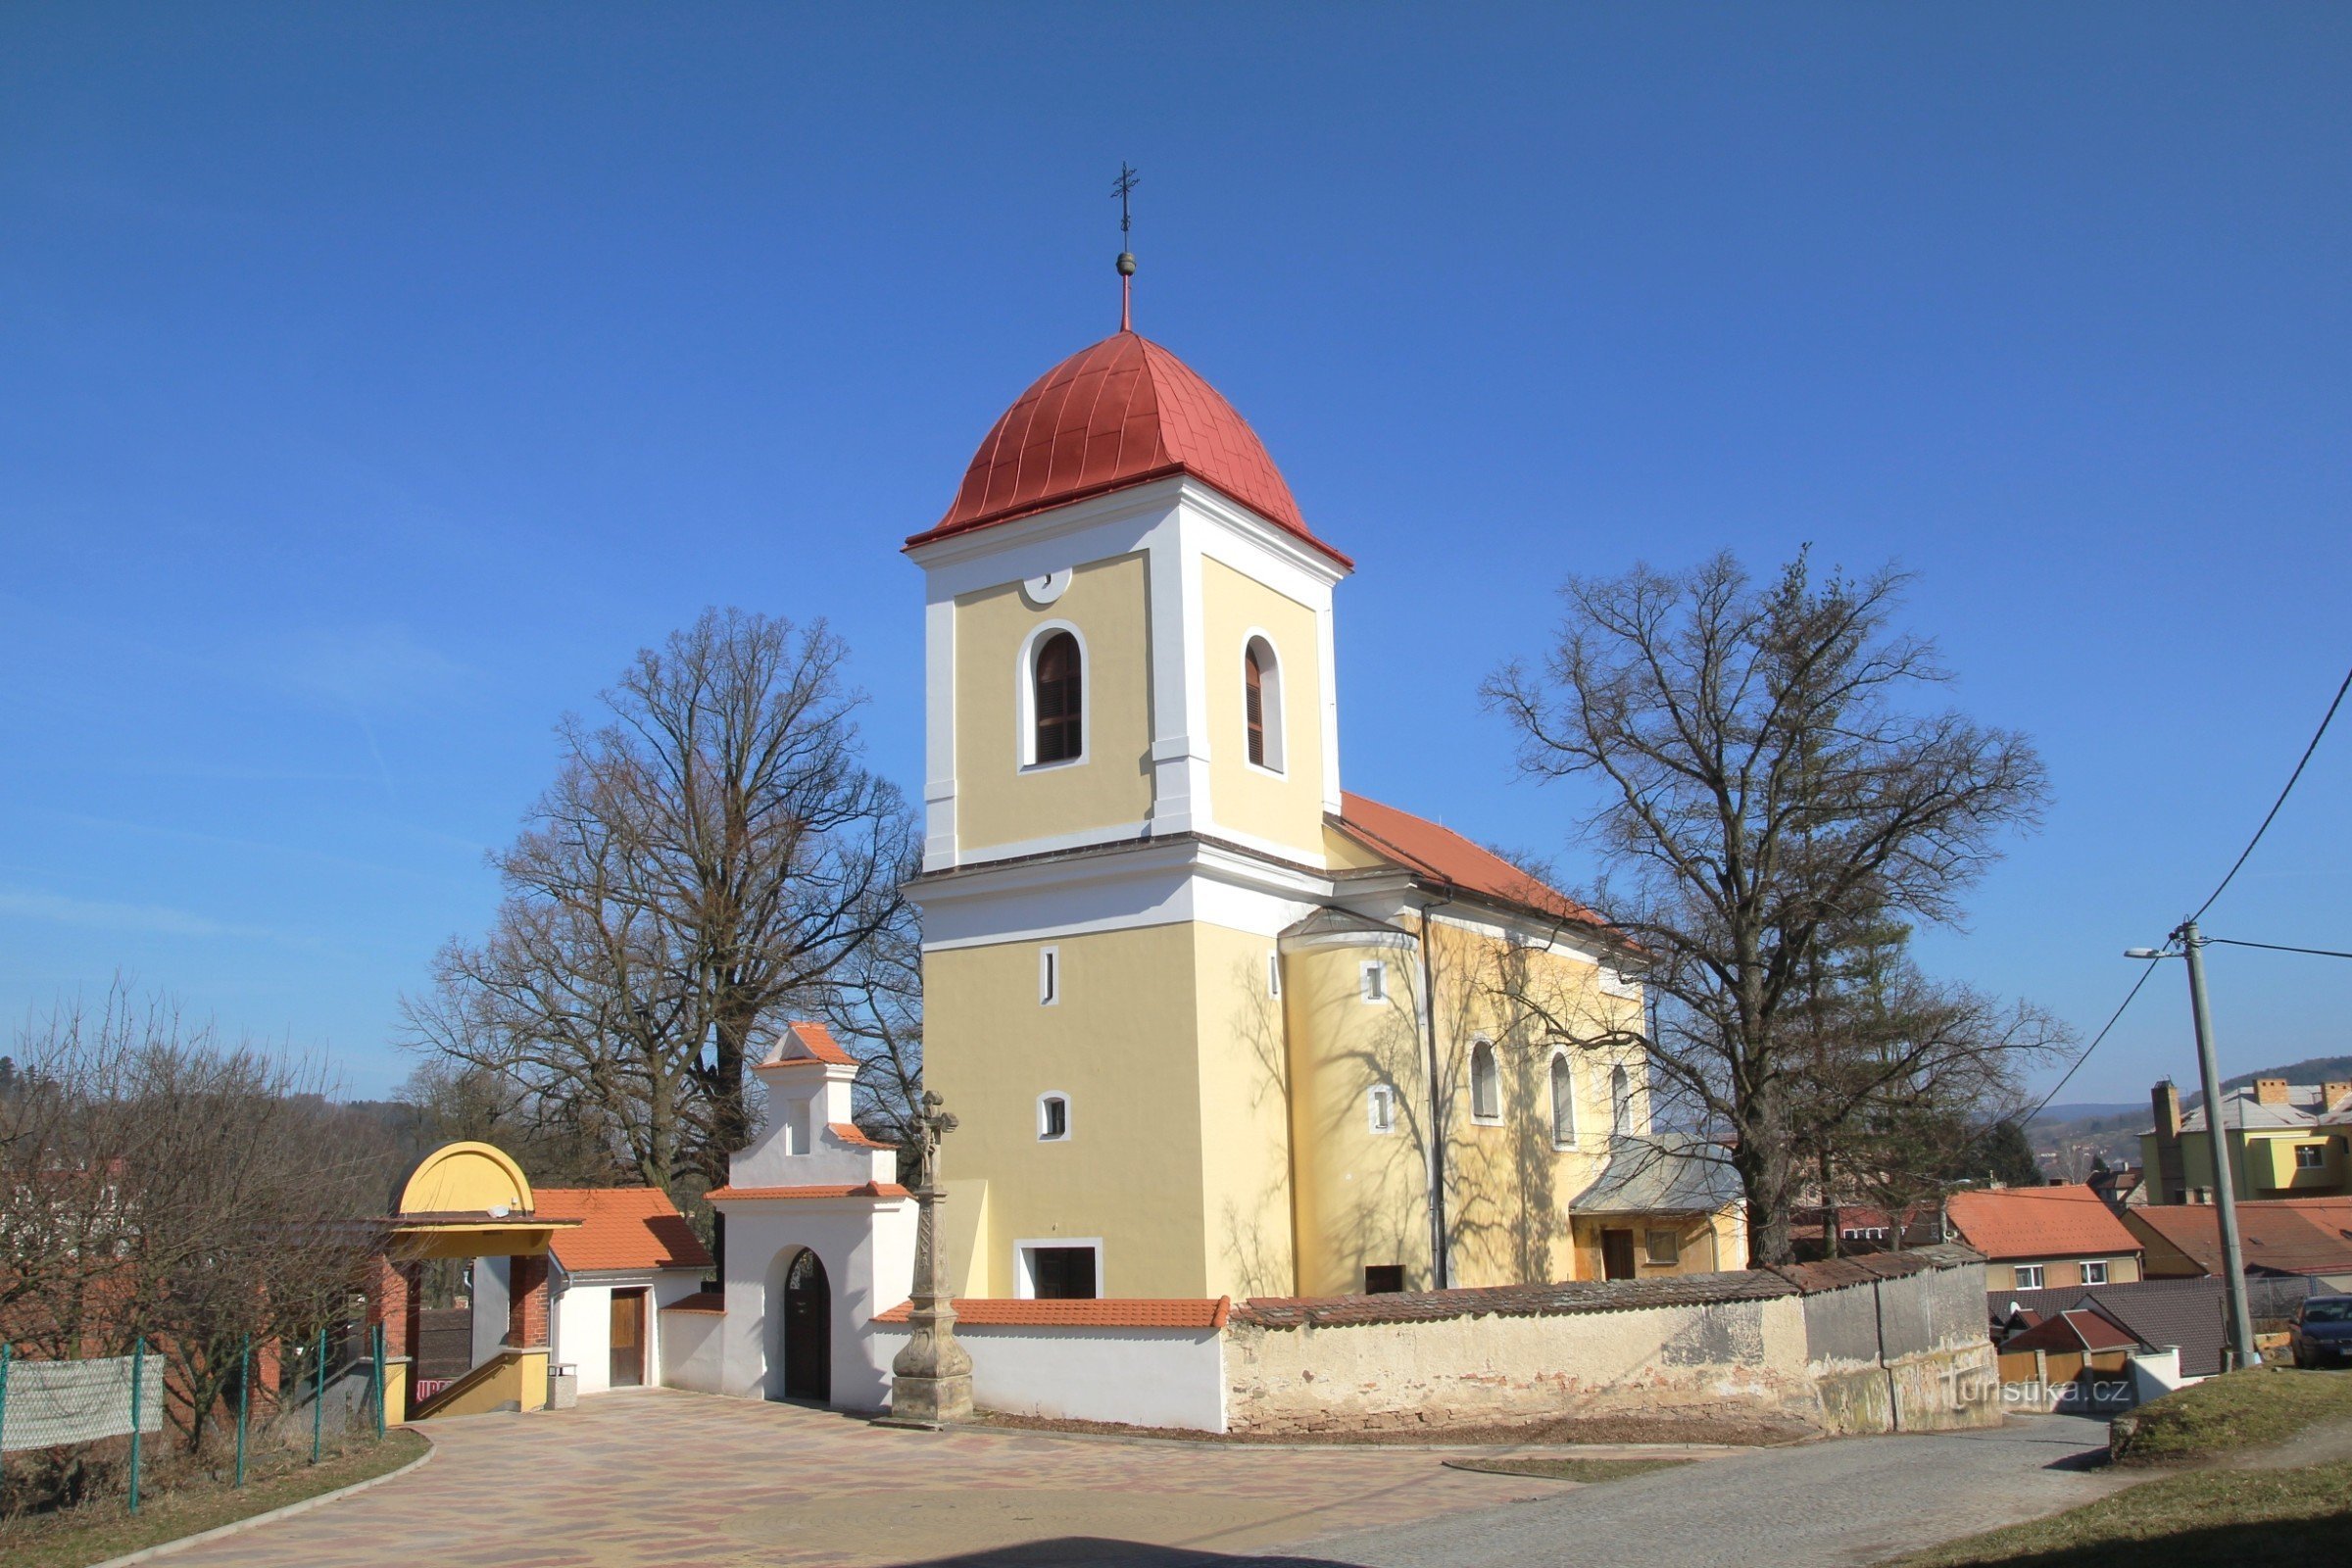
[[1360, 961, 1387, 1004], [1039, 946, 1059, 1005], [1368, 1083, 1397, 1135], [1266, 950, 1282, 998], [1032, 630, 1083, 764], [1038, 1095, 1069, 1141]]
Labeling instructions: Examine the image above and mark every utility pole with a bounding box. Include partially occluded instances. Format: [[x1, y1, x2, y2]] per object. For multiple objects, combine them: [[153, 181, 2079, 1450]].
[[2178, 919, 2259, 1369]]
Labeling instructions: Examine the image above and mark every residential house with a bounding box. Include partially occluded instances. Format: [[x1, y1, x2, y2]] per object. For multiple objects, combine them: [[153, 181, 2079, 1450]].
[[2140, 1077, 2352, 1205], [1991, 1277, 2227, 1378], [1943, 1185, 2144, 1293], [2123, 1197, 2352, 1298]]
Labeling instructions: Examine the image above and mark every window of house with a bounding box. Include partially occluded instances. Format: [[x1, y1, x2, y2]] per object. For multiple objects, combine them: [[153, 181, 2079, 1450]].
[[1368, 1083, 1397, 1135], [1039, 946, 1059, 1006], [2079, 1259, 2108, 1285], [1031, 629, 1083, 765], [1266, 950, 1282, 999], [1038, 1094, 1070, 1142], [2014, 1264, 2045, 1290], [1548, 1053, 1576, 1147], [1609, 1064, 1632, 1138], [1021, 1244, 1098, 1299], [1644, 1228, 1681, 1266], [2296, 1144, 2327, 1169], [1360, 960, 1387, 1004], [1363, 1264, 1405, 1295], [1469, 1040, 1501, 1123], [1243, 636, 1284, 772]]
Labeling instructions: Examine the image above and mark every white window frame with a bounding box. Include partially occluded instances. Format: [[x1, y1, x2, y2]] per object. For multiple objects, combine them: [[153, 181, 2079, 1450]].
[[2078, 1259, 2108, 1286], [1359, 960, 1387, 1004], [1013, 1238, 1103, 1300], [1036, 1092, 1071, 1143], [1266, 950, 1282, 999], [1240, 630, 1286, 776], [1468, 1038, 1502, 1125], [1548, 1050, 1577, 1149], [1016, 619, 1090, 772], [2014, 1264, 2045, 1290], [1367, 1083, 1397, 1135], [1038, 945, 1060, 1006]]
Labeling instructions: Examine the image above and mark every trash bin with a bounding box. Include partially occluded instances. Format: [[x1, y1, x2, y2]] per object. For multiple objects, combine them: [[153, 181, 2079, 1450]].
[[548, 1364, 578, 1410]]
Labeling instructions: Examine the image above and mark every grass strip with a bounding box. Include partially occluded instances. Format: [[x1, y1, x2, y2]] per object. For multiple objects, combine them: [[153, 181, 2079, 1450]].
[[2112, 1366, 2352, 1466], [1886, 1457, 2352, 1568], [0, 1429, 427, 1568], [1441, 1455, 1693, 1483]]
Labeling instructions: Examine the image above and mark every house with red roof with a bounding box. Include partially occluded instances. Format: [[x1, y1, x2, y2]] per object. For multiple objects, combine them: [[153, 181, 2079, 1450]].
[[1943, 1185, 2145, 1294], [533, 1186, 712, 1397]]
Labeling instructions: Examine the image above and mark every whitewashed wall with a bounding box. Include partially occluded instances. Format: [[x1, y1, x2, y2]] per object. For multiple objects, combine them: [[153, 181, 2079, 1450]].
[[867, 1322, 1228, 1432], [550, 1268, 708, 1396], [713, 1198, 919, 1409]]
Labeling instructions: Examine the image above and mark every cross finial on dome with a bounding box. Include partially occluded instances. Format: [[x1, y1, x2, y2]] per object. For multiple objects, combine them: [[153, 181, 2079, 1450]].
[[1112, 162, 1139, 331]]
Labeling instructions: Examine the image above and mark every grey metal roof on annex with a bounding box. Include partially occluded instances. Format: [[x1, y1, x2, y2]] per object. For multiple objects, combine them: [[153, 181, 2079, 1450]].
[[1568, 1133, 1744, 1214], [1993, 1277, 2228, 1378]]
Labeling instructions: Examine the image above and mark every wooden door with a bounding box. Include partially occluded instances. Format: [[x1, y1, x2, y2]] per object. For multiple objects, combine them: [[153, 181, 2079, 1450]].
[[609, 1290, 646, 1388], [782, 1250, 831, 1402], [1601, 1229, 1638, 1281]]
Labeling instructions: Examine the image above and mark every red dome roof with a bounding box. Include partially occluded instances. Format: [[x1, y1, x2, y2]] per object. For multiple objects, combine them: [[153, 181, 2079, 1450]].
[[906, 330, 1348, 565]]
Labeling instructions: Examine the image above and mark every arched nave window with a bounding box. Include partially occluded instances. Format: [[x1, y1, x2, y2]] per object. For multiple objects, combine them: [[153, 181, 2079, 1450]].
[[1243, 636, 1284, 772], [1469, 1040, 1501, 1123], [1610, 1064, 1633, 1139], [1548, 1052, 1576, 1147]]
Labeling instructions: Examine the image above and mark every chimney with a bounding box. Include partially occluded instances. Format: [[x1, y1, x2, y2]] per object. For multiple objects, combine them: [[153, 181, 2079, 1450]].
[[2152, 1079, 2181, 1138], [2323, 1081, 2352, 1115], [2254, 1077, 2290, 1107]]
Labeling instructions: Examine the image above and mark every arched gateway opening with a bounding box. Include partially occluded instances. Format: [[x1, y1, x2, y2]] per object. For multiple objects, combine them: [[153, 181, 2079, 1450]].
[[772, 1248, 832, 1402]]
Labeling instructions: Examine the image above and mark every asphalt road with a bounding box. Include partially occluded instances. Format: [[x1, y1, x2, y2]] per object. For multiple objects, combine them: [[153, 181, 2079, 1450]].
[[1295, 1415, 2125, 1568]]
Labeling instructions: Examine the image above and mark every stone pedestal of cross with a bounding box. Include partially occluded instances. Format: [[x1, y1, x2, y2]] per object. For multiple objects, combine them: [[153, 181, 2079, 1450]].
[[885, 1091, 973, 1428]]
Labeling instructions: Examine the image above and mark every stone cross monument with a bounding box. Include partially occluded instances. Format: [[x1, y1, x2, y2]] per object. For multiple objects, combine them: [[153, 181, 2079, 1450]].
[[886, 1090, 973, 1427]]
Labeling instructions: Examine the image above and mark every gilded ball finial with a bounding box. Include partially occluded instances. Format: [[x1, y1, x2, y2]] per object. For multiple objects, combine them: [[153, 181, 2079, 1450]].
[[1116, 252, 1137, 276]]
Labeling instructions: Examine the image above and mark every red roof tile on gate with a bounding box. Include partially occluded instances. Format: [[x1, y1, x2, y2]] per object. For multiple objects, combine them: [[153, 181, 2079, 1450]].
[[1943, 1186, 2142, 1261], [906, 331, 1348, 567], [871, 1298, 1232, 1330], [1332, 793, 1613, 933], [532, 1188, 712, 1274]]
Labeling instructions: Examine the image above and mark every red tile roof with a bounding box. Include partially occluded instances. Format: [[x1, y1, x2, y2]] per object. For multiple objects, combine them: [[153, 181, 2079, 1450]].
[[1332, 793, 1610, 932], [1944, 1186, 2143, 1261], [659, 1291, 725, 1315], [702, 1182, 910, 1202], [2126, 1199, 2352, 1277], [906, 331, 1348, 567], [763, 1020, 854, 1068], [829, 1122, 897, 1150], [532, 1188, 711, 1275], [871, 1298, 1231, 1330], [2005, 1307, 2142, 1356]]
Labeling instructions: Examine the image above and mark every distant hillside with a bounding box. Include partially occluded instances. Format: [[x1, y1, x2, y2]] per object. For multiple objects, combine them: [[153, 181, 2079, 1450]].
[[2032, 1102, 2141, 1124]]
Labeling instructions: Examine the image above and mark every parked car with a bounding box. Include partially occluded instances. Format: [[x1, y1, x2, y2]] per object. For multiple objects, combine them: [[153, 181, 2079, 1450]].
[[2289, 1295, 2352, 1368]]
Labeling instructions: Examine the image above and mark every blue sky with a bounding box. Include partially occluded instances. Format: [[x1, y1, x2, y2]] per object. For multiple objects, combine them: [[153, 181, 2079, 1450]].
[[3, 5, 2346, 1103]]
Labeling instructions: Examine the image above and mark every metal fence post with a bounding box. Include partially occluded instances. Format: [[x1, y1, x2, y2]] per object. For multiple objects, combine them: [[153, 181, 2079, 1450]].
[[1, 1341, 13, 1512], [311, 1325, 326, 1464], [370, 1322, 386, 1441], [128, 1336, 146, 1516], [235, 1336, 251, 1488]]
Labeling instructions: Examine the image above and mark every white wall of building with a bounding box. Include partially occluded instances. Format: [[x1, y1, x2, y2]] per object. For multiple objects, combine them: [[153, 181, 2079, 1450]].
[[869, 1322, 1227, 1432], [549, 1266, 707, 1396], [661, 1305, 727, 1394], [712, 1198, 918, 1409]]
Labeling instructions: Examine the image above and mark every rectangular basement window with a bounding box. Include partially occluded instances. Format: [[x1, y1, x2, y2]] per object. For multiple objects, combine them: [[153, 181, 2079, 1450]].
[[1363, 1264, 1406, 1295]]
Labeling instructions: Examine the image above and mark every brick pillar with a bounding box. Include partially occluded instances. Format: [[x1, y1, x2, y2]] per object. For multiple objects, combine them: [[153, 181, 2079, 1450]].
[[508, 1253, 551, 1348], [366, 1251, 414, 1359]]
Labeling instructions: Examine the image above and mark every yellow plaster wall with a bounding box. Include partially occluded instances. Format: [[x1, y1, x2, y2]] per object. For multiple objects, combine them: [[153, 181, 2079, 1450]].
[[1281, 937, 1435, 1297], [922, 922, 1210, 1297], [1190, 921, 1300, 1298], [1200, 558, 1327, 860], [953, 553, 1155, 856]]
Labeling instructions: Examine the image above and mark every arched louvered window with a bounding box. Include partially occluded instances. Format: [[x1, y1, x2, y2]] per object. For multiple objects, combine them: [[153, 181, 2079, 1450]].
[[1470, 1040, 1501, 1122], [1242, 635, 1284, 772], [1032, 630, 1082, 764]]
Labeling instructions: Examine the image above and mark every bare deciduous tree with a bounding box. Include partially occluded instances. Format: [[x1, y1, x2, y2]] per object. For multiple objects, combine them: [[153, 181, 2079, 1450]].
[[1485, 552, 2051, 1264], [403, 609, 915, 1265]]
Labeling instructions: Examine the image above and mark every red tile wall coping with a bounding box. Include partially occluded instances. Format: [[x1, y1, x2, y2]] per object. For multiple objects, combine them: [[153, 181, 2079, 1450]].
[[871, 1298, 1233, 1330]]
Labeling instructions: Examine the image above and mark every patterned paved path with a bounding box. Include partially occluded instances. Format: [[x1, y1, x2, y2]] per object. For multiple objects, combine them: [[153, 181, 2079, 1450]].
[[167, 1391, 1578, 1566]]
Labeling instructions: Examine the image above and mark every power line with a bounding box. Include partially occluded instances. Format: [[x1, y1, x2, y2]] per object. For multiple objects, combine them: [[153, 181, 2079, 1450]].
[[2190, 661, 2352, 923], [2022, 956, 2164, 1124], [2204, 936, 2352, 961]]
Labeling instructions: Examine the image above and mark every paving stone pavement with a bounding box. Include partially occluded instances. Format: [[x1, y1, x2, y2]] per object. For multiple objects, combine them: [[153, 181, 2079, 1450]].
[[161, 1391, 1564, 1567]]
